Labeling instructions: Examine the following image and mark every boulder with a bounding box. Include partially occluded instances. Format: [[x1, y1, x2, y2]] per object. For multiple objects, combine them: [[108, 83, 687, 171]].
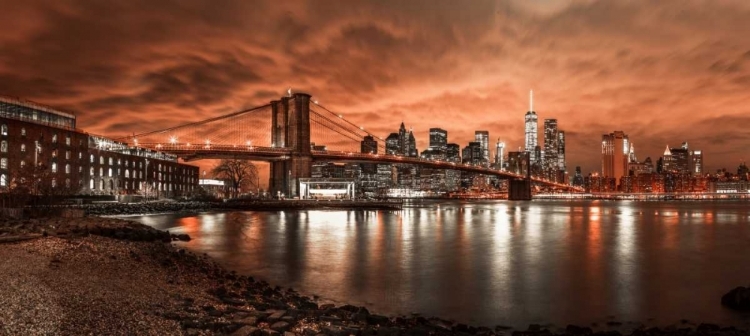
[[721, 286, 750, 310]]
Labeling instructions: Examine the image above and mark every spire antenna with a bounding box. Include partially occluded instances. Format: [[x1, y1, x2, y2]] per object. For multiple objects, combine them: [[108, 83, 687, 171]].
[[530, 90, 534, 112]]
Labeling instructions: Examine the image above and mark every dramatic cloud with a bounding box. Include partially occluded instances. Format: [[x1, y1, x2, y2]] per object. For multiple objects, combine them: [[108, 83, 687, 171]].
[[1, 0, 750, 175]]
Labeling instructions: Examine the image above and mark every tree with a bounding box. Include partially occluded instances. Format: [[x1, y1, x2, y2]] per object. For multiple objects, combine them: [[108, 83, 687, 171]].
[[211, 159, 259, 198]]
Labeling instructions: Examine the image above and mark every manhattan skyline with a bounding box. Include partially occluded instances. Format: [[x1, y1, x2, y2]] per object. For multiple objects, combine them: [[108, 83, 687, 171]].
[[1, 1, 749, 174]]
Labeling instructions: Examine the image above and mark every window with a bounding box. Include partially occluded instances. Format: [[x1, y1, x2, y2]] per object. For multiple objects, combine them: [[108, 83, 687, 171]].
[[78, 166, 82, 173], [99, 167, 103, 176], [65, 164, 70, 174], [52, 134, 58, 143], [118, 159, 121, 165], [65, 178, 70, 188], [0, 158, 6, 169], [51, 178, 56, 188], [109, 157, 113, 165], [0, 141, 6, 153], [100, 156, 104, 165], [0, 174, 6, 187], [1, 124, 7, 136], [125, 169, 130, 178], [90, 154, 94, 163], [90, 167, 94, 175], [66, 151, 71, 160], [52, 150, 58, 158], [90, 179, 95, 189], [100, 179, 104, 190], [78, 152, 82, 159], [20, 144, 25, 152], [65, 135, 71, 146], [21, 128, 26, 137], [108, 168, 112, 177], [51, 163, 57, 173], [20, 161, 25, 168]]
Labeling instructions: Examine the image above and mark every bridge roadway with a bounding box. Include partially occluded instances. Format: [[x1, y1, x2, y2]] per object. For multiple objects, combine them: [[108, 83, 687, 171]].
[[142, 143, 577, 191]]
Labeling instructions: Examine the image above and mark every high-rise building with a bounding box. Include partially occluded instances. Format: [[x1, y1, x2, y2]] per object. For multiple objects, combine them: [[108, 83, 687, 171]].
[[407, 130, 418, 157], [429, 128, 447, 151], [572, 166, 584, 187], [475, 131, 489, 165], [494, 139, 505, 170], [602, 131, 629, 186], [446, 143, 460, 162], [360, 135, 377, 154], [385, 133, 400, 155], [543, 119, 558, 180], [557, 131, 566, 172], [398, 122, 408, 155], [524, 90, 538, 164], [669, 142, 690, 173], [462, 142, 482, 165], [691, 150, 703, 175]]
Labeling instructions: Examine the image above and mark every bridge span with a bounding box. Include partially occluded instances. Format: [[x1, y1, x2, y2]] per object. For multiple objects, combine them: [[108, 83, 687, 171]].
[[123, 93, 581, 198]]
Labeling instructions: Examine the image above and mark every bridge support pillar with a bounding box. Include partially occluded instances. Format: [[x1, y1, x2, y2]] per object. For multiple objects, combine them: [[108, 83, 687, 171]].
[[509, 179, 532, 200], [268, 92, 312, 199], [509, 151, 532, 201]]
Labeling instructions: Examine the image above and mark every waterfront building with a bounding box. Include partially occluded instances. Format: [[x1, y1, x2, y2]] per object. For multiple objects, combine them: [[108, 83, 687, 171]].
[[475, 130, 489, 166], [524, 91, 538, 164], [601, 131, 629, 188], [0, 96, 198, 197]]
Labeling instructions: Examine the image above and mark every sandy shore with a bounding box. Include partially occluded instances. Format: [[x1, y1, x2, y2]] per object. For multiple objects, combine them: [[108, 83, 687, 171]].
[[1, 217, 749, 336]]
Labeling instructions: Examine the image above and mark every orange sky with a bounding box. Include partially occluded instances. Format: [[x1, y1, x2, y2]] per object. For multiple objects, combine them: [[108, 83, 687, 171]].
[[1, 0, 750, 175]]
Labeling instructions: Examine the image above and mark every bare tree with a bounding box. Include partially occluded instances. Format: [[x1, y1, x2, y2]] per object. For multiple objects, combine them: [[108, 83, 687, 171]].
[[211, 159, 259, 198]]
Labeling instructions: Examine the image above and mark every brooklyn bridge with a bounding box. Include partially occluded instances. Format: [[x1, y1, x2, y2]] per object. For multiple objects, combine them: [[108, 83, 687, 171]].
[[118, 93, 581, 200]]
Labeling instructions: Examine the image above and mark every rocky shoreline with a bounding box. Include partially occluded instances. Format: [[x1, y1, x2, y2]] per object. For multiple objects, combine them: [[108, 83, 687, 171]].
[[1, 217, 749, 335]]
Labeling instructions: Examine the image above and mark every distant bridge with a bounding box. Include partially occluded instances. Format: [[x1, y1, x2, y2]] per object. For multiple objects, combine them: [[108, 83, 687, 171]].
[[120, 93, 581, 198]]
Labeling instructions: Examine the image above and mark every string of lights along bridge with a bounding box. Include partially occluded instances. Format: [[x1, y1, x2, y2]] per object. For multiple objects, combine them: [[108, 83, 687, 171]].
[[120, 92, 580, 199]]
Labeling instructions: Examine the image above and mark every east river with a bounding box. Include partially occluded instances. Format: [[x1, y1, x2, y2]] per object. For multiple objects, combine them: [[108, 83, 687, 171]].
[[129, 200, 750, 329]]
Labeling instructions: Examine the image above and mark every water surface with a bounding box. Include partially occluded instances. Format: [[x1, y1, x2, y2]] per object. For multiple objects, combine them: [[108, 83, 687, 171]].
[[129, 200, 750, 329]]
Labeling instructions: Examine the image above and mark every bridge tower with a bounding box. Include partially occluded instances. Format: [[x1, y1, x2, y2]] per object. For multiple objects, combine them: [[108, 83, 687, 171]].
[[509, 152, 532, 200], [269, 93, 312, 198]]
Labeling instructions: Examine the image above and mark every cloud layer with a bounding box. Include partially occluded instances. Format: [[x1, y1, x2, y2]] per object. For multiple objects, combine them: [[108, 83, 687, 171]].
[[2, 0, 750, 174]]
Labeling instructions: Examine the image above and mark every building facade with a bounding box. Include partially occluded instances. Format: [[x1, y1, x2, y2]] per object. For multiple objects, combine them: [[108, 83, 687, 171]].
[[602, 131, 629, 188], [0, 96, 198, 198]]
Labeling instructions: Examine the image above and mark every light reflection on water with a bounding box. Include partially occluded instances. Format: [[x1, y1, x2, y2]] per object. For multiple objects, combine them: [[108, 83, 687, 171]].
[[129, 200, 750, 328]]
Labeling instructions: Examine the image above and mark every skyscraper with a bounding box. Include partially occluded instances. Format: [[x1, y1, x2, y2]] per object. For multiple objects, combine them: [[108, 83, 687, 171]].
[[543, 119, 558, 180], [524, 91, 538, 164], [475, 130, 489, 165], [494, 139, 505, 170], [691, 150, 703, 174], [407, 130, 418, 157], [446, 143, 460, 162], [429, 128, 448, 151], [385, 133, 400, 155], [360, 135, 377, 154], [602, 131, 629, 185], [557, 131, 566, 171]]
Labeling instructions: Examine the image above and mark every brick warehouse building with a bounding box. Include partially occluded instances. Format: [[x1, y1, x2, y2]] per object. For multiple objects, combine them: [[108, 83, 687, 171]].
[[0, 96, 198, 197]]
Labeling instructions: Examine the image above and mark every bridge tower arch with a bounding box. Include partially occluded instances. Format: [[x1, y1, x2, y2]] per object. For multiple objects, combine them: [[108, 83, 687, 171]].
[[269, 93, 312, 198]]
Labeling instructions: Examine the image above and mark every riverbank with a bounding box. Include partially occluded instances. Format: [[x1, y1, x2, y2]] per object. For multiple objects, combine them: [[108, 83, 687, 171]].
[[65, 199, 402, 217], [1, 217, 749, 335]]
